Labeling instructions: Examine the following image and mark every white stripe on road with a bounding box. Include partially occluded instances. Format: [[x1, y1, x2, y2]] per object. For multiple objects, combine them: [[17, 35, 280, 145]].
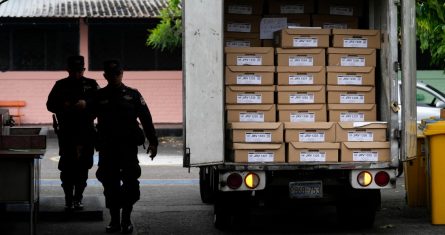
[[40, 179, 199, 186], [49, 154, 183, 166]]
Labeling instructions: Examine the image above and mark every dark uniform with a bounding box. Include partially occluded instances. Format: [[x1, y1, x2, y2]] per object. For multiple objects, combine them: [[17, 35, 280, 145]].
[[46, 56, 99, 209], [93, 60, 158, 233], [94, 84, 158, 209]]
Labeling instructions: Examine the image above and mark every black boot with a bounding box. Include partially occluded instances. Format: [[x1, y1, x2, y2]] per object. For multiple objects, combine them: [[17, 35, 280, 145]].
[[73, 185, 85, 210], [106, 208, 121, 233], [121, 206, 133, 234], [62, 186, 74, 211]]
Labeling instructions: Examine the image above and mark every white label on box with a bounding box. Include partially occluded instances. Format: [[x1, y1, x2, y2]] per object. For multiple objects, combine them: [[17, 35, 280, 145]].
[[290, 93, 315, 103], [293, 37, 318, 47], [299, 132, 325, 142], [237, 74, 262, 85], [245, 132, 272, 142], [340, 112, 365, 122], [228, 5, 253, 15], [289, 56, 314, 66], [239, 112, 264, 122], [237, 56, 262, 65], [348, 132, 374, 141], [338, 75, 363, 85], [226, 40, 251, 48], [340, 94, 365, 104], [260, 17, 287, 39], [300, 151, 326, 162], [330, 6, 354, 16], [281, 4, 304, 14], [353, 151, 378, 161], [323, 23, 348, 29], [227, 23, 252, 33], [341, 56, 366, 67], [289, 74, 314, 85], [344, 38, 368, 48], [248, 152, 275, 162], [237, 94, 262, 104], [290, 112, 315, 122]]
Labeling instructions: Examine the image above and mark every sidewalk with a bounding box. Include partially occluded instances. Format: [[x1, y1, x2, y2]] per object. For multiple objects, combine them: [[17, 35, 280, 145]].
[[0, 129, 187, 235]]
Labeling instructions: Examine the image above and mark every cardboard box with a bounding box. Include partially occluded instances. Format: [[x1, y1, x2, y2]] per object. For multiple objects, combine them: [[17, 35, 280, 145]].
[[268, 0, 315, 14], [277, 85, 326, 104], [278, 104, 327, 122], [327, 48, 376, 67], [312, 15, 359, 29], [224, 32, 261, 47], [332, 29, 381, 49], [317, 0, 361, 16], [288, 142, 340, 162], [225, 47, 275, 66], [226, 66, 275, 85], [230, 143, 285, 163], [225, 15, 261, 33], [276, 48, 326, 66], [327, 66, 375, 86], [286, 14, 312, 27], [328, 104, 377, 122], [228, 122, 284, 143], [274, 28, 330, 48], [277, 66, 326, 85], [340, 142, 390, 162], [226, 85, 275, 104], [284, 122, 336, 142], [225, 0, 263, 15], [226, 104, 276, 122], [327, 85, 375, 104], [262, 39, 275, 47], [336, 122, 387, 142]]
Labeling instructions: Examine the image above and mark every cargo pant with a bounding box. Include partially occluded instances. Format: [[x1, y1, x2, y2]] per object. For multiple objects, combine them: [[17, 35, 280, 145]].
[[96, 143, 141, 209]]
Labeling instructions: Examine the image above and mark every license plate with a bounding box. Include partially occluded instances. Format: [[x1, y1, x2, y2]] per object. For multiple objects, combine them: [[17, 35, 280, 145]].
[[289, 181, 323, 199]]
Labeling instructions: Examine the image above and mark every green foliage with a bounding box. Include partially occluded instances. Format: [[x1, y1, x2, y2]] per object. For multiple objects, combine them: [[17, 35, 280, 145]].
[[417, 0, 445, 68], [146, 0, 182, 52]]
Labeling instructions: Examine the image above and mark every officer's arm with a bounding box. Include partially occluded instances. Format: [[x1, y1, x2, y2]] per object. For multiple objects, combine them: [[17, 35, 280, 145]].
[[136, 92, 159, 147], [46, 82, 65, 113]]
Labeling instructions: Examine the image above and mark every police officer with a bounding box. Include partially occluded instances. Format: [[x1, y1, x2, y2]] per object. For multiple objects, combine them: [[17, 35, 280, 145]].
[[46, 55, 99, 210], [93, 60, 158, 234]]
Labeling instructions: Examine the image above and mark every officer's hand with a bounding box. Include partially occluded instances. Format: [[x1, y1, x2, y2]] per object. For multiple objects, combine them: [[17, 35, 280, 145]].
[[74, 99, 87, 110], [147, 144, 158, 160]]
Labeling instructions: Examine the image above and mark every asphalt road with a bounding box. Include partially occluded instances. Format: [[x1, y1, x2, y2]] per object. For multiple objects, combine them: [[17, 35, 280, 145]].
[[20, 137, 445, 234]]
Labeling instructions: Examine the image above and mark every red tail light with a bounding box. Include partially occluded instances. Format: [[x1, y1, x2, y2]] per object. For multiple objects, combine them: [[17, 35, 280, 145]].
[[226, 173, 243, 189], [375, 171, 390, 187]]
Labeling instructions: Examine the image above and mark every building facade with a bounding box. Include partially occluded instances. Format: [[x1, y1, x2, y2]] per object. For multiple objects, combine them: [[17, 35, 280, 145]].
[[0, 0, 182, 124]]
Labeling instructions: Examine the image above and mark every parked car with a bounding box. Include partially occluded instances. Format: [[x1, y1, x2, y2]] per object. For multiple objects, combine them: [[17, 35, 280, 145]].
[[399, 81, 445, 122]]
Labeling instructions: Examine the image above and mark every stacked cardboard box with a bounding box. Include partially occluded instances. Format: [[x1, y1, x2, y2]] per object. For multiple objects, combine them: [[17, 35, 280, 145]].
[[224, 0, 263, 47], [312, 0, 362, 29]]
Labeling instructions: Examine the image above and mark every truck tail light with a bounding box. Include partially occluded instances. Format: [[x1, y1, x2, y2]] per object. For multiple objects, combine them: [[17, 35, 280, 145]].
[[244, 172, 260, 189], [226, 173, 243, 189], [374, 171, 390, 187], [357, 171, 372, 187]]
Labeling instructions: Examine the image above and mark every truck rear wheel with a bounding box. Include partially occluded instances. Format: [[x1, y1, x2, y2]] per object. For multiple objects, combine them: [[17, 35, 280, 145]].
[[337, 189, 381, 228], [199, 167, 216, 204]]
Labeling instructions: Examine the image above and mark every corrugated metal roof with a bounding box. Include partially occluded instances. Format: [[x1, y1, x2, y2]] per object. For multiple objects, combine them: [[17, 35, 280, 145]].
[[0, 0, 168, 18]]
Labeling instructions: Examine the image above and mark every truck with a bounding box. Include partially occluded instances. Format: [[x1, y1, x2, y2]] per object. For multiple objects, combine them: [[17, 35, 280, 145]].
[[183, 0, 417, 229]]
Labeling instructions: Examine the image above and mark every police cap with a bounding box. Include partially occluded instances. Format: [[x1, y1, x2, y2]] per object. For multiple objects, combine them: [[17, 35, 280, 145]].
[[67, 55, 85, 71], [103, 59, 123, 76]]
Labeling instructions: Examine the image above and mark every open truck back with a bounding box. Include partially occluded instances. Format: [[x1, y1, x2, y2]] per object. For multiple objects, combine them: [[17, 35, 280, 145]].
[[183, 0, 417, 229]]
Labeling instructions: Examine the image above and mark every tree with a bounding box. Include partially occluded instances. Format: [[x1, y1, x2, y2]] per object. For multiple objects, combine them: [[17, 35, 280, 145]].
[[146, 0, 182, 52], [416, 0, 445, 68]]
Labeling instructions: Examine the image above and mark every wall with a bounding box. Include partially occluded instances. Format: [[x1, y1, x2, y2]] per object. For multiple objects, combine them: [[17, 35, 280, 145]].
[[0, 20, 182, 124]]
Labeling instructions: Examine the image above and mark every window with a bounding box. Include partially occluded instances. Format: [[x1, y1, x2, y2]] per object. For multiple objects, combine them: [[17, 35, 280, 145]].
[[0, 19, 79, 71], [88, 19, 182, 71]]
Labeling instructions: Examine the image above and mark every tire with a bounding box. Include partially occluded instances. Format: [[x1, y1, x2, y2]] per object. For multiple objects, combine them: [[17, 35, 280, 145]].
[[199, 167, 216, 204], [213, 199, 232, 230], [337, 189, 380, 228]]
